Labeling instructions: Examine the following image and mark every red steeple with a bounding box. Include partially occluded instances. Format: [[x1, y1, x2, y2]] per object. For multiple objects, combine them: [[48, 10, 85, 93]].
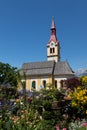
[[49, 18, 58, 44], [51, 17, 56, 29]]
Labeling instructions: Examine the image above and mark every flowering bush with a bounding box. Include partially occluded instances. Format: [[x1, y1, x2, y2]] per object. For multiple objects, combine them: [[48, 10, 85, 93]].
[[81, 76, 87, 86], [1, 78, 87, 130], [68, 85, 87, 119], [69, 119, 87, 130]]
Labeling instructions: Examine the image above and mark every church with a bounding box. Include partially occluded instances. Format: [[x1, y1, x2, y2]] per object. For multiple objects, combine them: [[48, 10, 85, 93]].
[[20, 19, 74, 91]]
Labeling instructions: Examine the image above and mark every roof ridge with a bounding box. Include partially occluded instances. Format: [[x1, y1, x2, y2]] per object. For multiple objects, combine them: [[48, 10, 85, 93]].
[[23, 60, 54, 64]]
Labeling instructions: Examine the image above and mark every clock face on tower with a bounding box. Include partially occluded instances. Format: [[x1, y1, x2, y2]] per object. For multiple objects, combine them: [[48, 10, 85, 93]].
[[50, 42, 55, 47]]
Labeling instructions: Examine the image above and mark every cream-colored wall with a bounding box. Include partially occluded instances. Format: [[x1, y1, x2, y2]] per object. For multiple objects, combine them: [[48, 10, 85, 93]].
[[30, 78, 38, 91], [25, 74, 74, 91], [54, 76, 68, 89], [54, 74, 75, 89], [26, 78, 31, 90], [37, 76, 41, 91], [47, 56, 58, 62], [23, 75, 72, 91], [47, 48, 56, 56], [25, 75, 53, 91], [40, 76, 51, 89], [47, 46, 58, 56], [47, 41, 59, 62]]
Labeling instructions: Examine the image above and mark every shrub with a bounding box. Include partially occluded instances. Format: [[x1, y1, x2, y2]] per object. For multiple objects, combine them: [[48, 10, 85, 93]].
[[68, 86, 87, 119]]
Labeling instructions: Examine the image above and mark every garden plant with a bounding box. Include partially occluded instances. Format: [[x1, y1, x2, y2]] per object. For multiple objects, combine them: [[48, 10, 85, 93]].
[[0, 63, 87, 130]]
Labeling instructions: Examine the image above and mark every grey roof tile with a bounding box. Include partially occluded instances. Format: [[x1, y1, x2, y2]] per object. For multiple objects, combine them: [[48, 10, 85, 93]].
[[21, 61, 55, 76], [20, 60, 74, 76], [54, 61, 74, 75], [26, 68, 53, 76], [22, 61, 54, 69]]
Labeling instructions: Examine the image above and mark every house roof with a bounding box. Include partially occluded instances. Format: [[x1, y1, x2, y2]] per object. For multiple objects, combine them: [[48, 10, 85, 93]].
[[21, 61, 55, 76], [54, 61, 74, 75], [20, 60, 74, 77]]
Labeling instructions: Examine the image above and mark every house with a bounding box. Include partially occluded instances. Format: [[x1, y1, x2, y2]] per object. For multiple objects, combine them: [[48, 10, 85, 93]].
[[20, 19, 74, 91]]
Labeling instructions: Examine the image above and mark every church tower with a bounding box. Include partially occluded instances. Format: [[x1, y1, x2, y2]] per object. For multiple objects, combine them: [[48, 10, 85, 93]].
[[47, 18, 60, 62]]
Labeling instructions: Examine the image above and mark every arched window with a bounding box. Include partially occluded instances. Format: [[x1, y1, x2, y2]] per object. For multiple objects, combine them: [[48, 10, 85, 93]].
[[55, 80, 57, 88], [43, 80, 46, 88], [50, 48, 55, 54], [50, 48, 52, 53], [60, 80, 63, 88], [53, 48, 55, 53], [32, 81, 36, 89]]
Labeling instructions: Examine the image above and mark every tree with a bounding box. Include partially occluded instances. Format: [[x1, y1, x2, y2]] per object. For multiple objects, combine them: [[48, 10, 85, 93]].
[[61, 77, 81, 90], [0, 62, 19, 87], [0, 62, 19, 124]]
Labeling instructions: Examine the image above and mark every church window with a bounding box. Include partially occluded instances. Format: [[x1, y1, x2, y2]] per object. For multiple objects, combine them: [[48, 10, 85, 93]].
[[50, 48, 55, 54], [55, 80, 57, 88], [53, 48, 55, 53], [50, 48, 52, 53], [60, 80, 63, 88], [60, 80, 66, 88], [32, 81, 36, 89], [43, 80, 46, 88]]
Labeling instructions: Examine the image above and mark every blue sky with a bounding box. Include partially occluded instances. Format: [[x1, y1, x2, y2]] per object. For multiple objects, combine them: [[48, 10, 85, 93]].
[[0, 0, 87, 71]]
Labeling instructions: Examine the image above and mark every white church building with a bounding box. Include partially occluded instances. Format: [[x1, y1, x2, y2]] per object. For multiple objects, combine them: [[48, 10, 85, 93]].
[[20, 19, 74, 91]]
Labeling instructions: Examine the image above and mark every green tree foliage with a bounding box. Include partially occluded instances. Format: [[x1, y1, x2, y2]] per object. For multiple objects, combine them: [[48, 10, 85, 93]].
[[0, 62, 19, 87], [0, 62, 20, 129]]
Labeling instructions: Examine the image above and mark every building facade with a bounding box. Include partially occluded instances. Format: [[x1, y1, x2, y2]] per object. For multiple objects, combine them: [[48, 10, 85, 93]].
[[20, 19, 74, 91]]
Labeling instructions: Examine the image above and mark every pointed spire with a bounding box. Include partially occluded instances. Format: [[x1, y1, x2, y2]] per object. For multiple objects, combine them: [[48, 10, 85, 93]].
[[51, 17, 56, 29], [49, 18, 58, 43]]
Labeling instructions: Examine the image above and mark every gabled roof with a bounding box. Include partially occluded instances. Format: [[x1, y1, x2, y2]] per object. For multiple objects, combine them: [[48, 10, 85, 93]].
[[21, 61, 55, 76], [20, 60, 74, 77], [54, 61, 74, 75]]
